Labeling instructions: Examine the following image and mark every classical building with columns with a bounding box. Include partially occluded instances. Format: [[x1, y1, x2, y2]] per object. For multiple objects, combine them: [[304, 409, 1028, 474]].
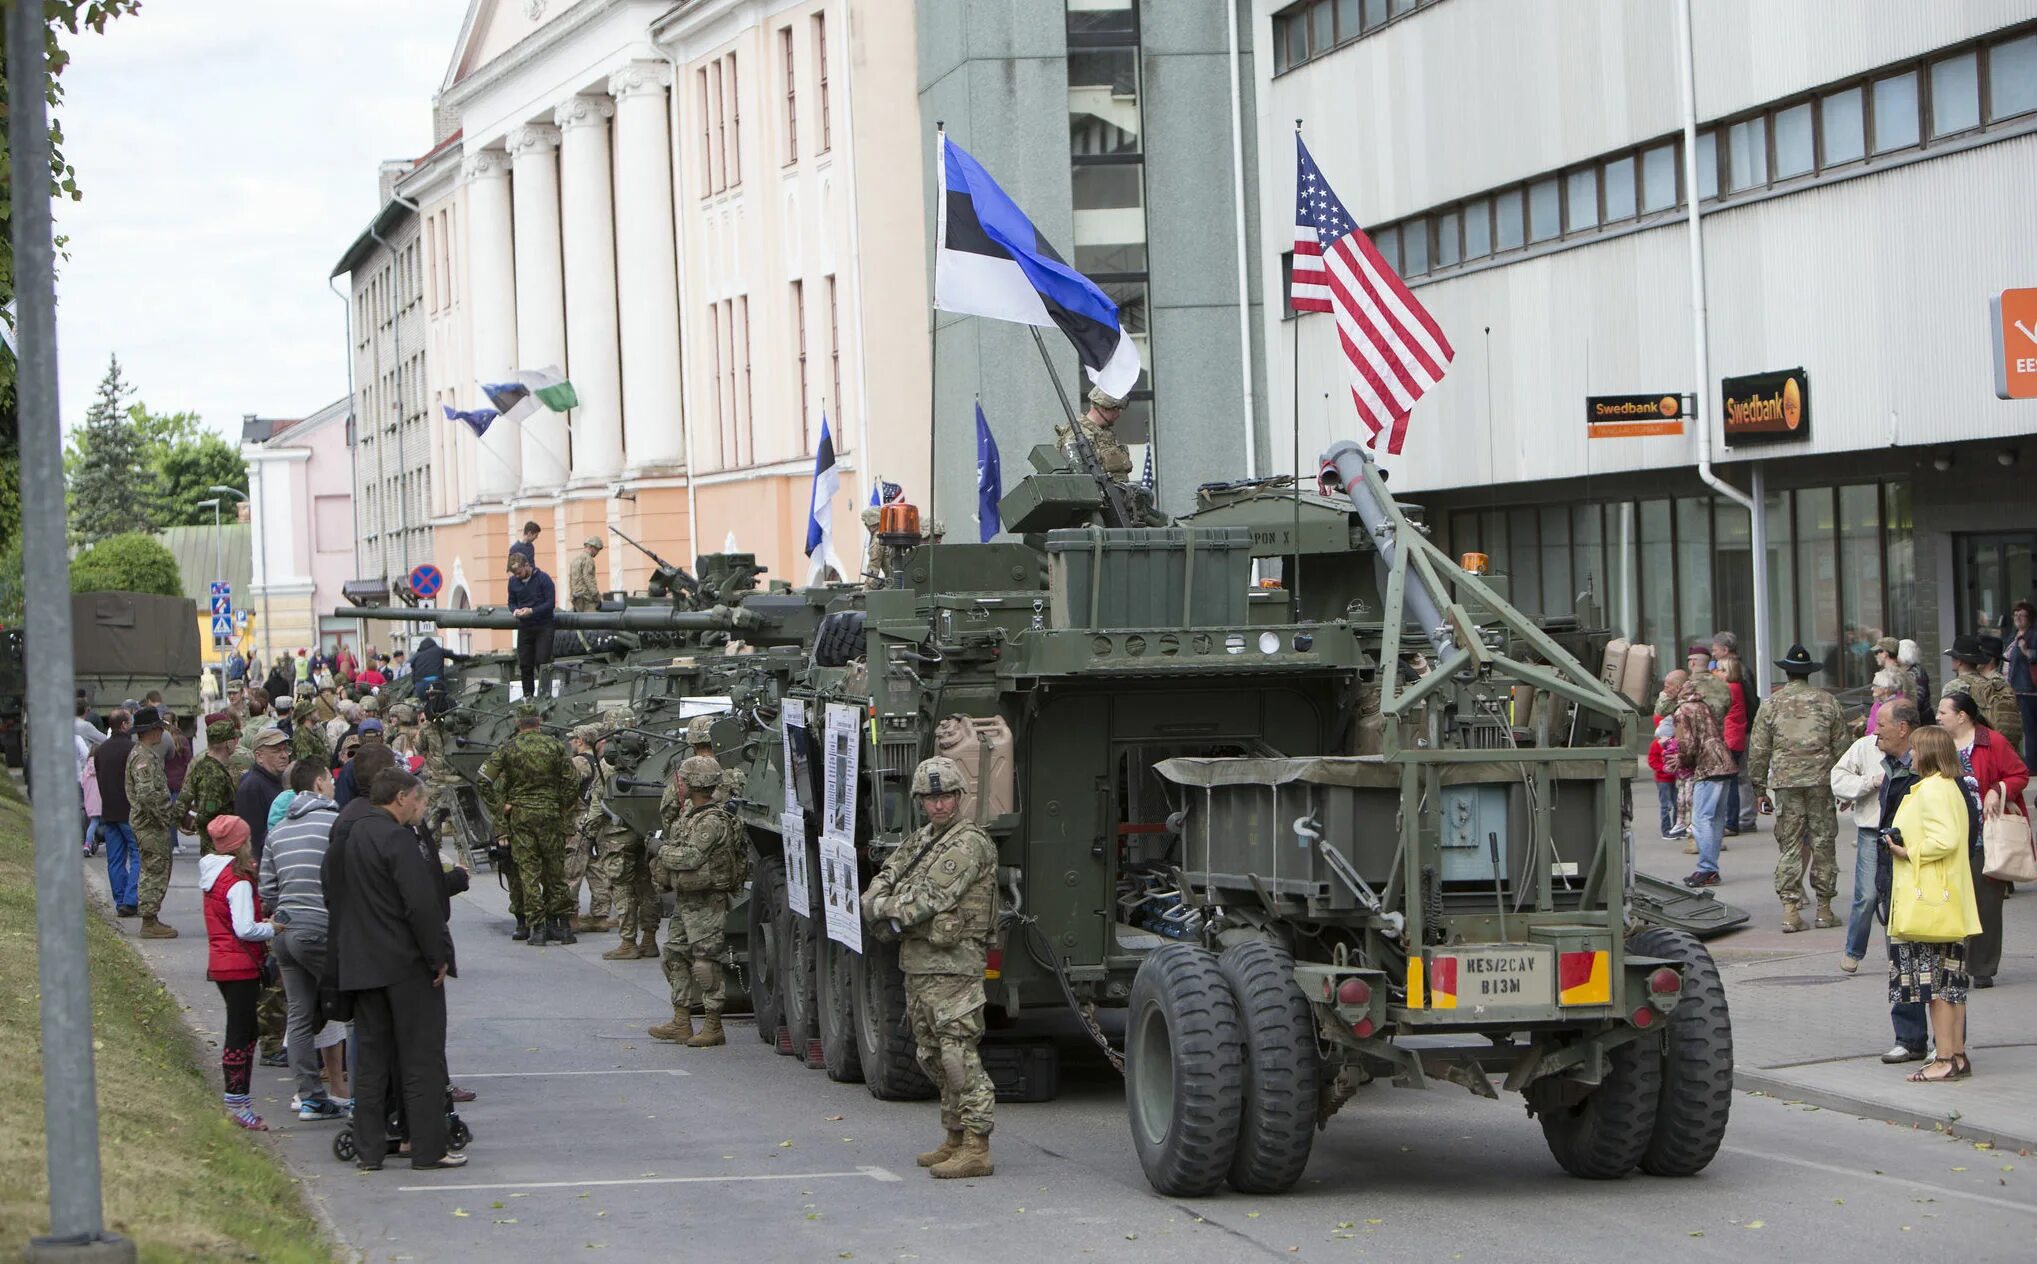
[[343, 0, 931, 635]]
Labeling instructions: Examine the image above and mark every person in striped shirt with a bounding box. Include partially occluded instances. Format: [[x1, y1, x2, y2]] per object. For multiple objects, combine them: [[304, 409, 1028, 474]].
[[259, 760, 348, 1121]]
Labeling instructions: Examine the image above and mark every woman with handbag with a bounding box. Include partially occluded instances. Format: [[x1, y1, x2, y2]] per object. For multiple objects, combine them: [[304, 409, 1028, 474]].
[[202, 815, 277, 1128], [1937, 691, 2029, 988], [1887, 726, 1984, 1082]]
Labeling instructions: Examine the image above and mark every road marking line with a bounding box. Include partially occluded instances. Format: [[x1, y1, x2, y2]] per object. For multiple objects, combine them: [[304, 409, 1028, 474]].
[[450, 1069, 691, 1079], [397, 1165, 902, 1194], [1722, 1145, 2037, 1215]]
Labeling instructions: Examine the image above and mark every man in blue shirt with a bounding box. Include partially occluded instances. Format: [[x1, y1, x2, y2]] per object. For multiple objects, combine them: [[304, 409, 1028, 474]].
[[507, 553, 557, 700]]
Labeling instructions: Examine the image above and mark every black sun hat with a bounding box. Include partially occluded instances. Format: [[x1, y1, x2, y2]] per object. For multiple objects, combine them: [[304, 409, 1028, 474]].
[[1774, 644, 1821, 675], [1944, 634, 1985, 665]]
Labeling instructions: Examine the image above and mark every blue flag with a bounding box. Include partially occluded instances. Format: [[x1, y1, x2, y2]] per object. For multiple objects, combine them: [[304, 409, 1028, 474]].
[[975, 402, 1003, 543], [442, 403, 498, 438]]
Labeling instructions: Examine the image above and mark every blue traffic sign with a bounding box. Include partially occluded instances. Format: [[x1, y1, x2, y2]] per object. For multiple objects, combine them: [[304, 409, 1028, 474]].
[[210, 613, 234, 640], [408, 563, 444, 598], [210, 594, 233, 616]]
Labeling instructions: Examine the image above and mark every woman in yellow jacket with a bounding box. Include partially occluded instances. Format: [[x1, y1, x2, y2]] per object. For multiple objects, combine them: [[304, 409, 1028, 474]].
[[1886, 727, 1984, 1082]]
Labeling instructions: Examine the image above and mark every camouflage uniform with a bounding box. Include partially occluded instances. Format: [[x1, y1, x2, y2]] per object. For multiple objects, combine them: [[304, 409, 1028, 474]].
[[686, 715, 747, 802], [230, 713, 275, 777], [654, 785, 746, 1018], [593, 769, 657, 948], [415, 719, 463, 839], [1747, 677, 1850, 913], [479, 726, 579, 924], [567, 740, 614, 921], [126, 739, 176, 920], [863, 813, 999, 1140], [175, 744, 237, 857], [1653, 672, 1731, 722], [288, 699, 330, 767], [1056, 416, 1133, 481], [1945, 670, 2021, 749], [570, 549, 601, 612]]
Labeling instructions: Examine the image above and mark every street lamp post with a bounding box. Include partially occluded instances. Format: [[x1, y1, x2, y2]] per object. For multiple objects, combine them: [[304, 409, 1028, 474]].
[[196, 497, 222, 679], [209, 485, 260, 672]]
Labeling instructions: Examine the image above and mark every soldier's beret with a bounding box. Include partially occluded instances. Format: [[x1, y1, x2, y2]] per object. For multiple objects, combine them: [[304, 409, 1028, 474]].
[[205, 718, 240, 745]]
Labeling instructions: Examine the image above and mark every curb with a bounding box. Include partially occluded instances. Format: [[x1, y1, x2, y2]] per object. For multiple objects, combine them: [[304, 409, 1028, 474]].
[[1734, 1068, 2037, 1155]]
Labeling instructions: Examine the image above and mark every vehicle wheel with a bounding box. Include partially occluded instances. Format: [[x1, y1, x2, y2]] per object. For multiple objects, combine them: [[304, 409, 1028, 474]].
[[779, 885, 819, 1061], [1628, 927, 1733, 1177], [448, 1119, 472, 1151], [1217, 940, 1319, 1194], [816, 937, 864, 1083], [1528, 1023, 1663, 1180], [331, 1129, 355, 1163], [747, 861, 786, 1042], [852, 935, 935, 1100], [1126, 944, 1245, 1197], [812, 611, 868, 668]]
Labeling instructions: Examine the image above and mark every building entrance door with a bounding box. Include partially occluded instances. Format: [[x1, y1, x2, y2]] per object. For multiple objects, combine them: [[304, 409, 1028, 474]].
[[1956, 532, 2037, 636]]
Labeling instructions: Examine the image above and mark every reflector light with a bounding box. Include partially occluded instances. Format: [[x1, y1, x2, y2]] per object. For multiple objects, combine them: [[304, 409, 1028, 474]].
[[1337, 977, 1372, 1006], [984, 947, 1004, 980], [1351, 1018, 1374, 1039], [1648, 967, 1681, 995], [1630, 1006, 1655, 1029]]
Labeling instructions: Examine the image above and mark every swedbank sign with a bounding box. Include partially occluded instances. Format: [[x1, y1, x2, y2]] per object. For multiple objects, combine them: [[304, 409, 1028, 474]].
[[1721, 368, 1809, 446]]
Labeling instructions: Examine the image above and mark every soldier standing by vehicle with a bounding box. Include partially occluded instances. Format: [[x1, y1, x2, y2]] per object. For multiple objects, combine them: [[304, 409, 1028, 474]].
[[648, 756, 745, 1048], [593, 714, 659, 962], [685, 714, 746, 802], [1749, 644, 1851, 933], [1057, 386, 1135, 482], [127, 706, 181, 939], [861, 756, 999, 1180], [570, 537, 604, 612], [176, 716, 240, 855], [566, 724, 615, 932], [478, 706, 578, 946]]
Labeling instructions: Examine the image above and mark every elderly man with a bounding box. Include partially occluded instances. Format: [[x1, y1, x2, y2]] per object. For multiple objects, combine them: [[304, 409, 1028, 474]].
[[1869, 698, 1931, 1064]]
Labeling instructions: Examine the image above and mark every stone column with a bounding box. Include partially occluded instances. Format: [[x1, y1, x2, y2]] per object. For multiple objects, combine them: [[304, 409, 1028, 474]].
[[463, 147, 520, 499], [509, 122, 570, 491], [555, 93, 623, 483], [609, 61, 686, 470]]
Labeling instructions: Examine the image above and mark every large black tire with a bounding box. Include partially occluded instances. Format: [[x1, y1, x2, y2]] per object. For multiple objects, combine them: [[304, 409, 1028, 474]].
[[782, 900, 821, 1063], [1628, 927, 1733, 1177], [817, 937, 864, 1083], [851, 936, 935, 1100], [812, 611, 867, 668], [746, 862, 787, 1043], [1125, 944, 1245, 1197], [1217, 941, 1319, 1194], [1529, 1018, 1664, 1180]]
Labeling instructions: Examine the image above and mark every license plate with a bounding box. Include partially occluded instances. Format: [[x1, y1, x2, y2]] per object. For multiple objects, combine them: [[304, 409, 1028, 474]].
[[1426, 945, 1553, 1011]]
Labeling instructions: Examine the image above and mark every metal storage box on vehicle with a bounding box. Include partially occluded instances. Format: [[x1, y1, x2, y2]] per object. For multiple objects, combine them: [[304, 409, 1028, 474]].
[[1045, 527, 1252, 630]]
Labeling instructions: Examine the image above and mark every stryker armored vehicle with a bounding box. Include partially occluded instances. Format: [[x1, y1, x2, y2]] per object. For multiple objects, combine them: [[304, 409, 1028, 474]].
[[2, 592, 204, 768], [709, 437, 1737, 1191]]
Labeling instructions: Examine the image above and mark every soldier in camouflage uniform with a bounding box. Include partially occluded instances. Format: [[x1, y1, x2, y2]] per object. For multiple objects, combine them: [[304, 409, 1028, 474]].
[[647, 756, 746, 1048], [1654, 647, 1731, 722], [176, 717, 240, 856], [686, 714, 747, 802], [570, 537, 603, 612], [1056, 386, 1135, 482], [861, 756, 999, 1180], [594, 713, 660, 962], [229, 689, 274, 777], [126, 707, 181, 938], [479, 706, 579, 946], [288, 695, 330, 767], [1748, 644, 1852, 932], [1946, 634, 2022, 749], [566, 724, 616, 932]]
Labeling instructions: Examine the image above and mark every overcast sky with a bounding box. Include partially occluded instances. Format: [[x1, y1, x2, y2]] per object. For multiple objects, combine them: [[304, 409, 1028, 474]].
[[53, 1, 472, 439]]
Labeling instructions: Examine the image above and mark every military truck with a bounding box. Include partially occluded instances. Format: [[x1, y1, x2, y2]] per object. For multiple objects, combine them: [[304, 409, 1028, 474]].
[[2, 592, 204, 766]]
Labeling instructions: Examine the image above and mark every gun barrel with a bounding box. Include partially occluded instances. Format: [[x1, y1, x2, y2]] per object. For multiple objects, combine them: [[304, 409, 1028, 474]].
[[1321, 439, 1456, 660], [330, 604, 773, 632]]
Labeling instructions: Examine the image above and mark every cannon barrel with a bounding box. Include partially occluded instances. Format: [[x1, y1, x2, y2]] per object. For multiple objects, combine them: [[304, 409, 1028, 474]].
[[329, 603, 774, 632]]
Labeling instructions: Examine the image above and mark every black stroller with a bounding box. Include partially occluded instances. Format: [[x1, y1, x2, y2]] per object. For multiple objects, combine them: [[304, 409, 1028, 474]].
[[331, 1088, 471, 1163]]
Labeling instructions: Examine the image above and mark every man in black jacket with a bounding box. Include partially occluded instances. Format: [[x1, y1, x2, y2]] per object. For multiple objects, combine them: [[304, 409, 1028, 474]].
[[92, 710, 139, 915], [506, 553, 557, 700], [234, 728, 291, 859], [324, 768, 462, 1170]]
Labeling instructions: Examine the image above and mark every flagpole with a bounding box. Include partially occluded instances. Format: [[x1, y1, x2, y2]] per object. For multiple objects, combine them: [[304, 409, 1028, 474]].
[[1292, 119, 1305, 618], [929, 122, 945, 528]]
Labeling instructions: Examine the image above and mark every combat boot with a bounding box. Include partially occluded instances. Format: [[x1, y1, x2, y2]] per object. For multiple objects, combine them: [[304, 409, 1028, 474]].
[[139, 915, 179, 940], [917, 1130, 965, 1168], [1813, 899, 1840, 929], [551, 917, 577, 946], [648, 1006, 694, 1042], [1780, 902, 1807, 933], [601, 936, 638, 961], [686, 1013, 726, 1048], [929, 1132, 993, 1179], [636, 932, 659, 959], [570, 914, 602, 933], [512, 916, 530, 942], [526, 919, 551, 946]]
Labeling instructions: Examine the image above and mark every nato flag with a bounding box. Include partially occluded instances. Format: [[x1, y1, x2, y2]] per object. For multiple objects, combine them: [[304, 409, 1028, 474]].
[[975, 402, 1003, 543]]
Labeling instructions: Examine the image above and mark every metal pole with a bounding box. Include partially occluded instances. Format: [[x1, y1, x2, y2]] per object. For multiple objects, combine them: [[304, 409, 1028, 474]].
[[9, 1, 134, 1256]]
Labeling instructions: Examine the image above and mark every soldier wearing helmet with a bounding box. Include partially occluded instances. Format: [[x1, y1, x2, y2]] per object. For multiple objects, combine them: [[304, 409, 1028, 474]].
[[1055, 385, 1134, 482], [592, 709, 661, 962], [861, 755, 999, 1179], [647, 754, 747, 1048], [683, 713, 747, 802], [564, 723, 616, 934]]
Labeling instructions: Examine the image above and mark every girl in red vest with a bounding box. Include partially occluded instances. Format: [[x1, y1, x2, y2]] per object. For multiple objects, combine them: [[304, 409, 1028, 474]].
[[203, 815, 275, 1129]]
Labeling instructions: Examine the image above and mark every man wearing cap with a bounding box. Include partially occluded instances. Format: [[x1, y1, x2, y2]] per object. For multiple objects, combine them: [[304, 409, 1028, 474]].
[[566, 723, 616, 932], [1947, 634, 2021, 748], [478, 705, 578, 946], [1057, 386, 1135, 482], [126, 706, 181, 938], [570, 537, 604, 612], [1748, 644, 1851, 933], [176, 715, 241, 856], [1874, 636, 1916, 708], [1655, 645, 1731, 722], [648, 755, 746, 1048]]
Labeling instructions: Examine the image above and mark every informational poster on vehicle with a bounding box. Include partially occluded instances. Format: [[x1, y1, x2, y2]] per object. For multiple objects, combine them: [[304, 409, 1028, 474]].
[[781, 810, 810, 920], [819, 834, 862, 952], [781, 698, 807, 810], [822, 703, 859, 840]]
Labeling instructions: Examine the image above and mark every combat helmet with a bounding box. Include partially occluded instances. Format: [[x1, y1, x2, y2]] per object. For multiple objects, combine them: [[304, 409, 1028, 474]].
[[911, 756, 966, 797], [685, 715, 716, 746], [677, 754, 722, 790]]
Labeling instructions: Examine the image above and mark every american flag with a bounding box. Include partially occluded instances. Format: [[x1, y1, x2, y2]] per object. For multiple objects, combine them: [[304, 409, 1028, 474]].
[[1291, 135, 1454, 455]]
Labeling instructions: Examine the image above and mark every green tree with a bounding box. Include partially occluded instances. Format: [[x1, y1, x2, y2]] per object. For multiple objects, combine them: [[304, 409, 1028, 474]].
[[155, 426, 247, 526], [70, 532, 180, 596], [67, 354, 160, 543]]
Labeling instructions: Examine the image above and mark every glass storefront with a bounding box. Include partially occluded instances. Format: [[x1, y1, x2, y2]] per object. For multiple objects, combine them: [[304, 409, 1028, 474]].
[[1957, 531, 2037, 635], [1448, 479, 1914, 689]]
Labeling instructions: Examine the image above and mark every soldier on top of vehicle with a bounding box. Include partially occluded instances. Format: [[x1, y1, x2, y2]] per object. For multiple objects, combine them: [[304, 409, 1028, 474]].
[[1056, 385, 1134, 483]]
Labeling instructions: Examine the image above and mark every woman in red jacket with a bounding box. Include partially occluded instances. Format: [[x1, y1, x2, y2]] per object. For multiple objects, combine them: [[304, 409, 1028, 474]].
[[1715, 656, 1753, 835], [202, 815, 276, 1129], [1937, 691, 2030, 989]]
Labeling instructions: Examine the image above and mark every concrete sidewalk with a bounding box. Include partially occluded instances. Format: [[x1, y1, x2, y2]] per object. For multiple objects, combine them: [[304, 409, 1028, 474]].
[[1634, 800, 2037, 1155]]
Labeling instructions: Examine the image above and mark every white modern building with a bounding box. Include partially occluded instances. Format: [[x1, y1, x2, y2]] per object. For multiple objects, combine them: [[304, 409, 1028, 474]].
[[1257, 0, 2037, 687]]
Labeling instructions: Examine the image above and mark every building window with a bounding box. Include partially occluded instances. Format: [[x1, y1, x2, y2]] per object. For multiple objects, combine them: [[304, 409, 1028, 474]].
[[781, 25, 797, 165], [1930, 50, 1980, 136], [1821, 87, 1866, 165], [814, 12, 831, 153], [1527, 177, 1559, 242], [1695, 128, 1719, 199], [726, 55, 742, 187], [699, 68, 716, 194], [1565, 167, 1598, 232], [1871, 71, 1920, 152], [792, 278, 808, 442], [1991, 31, 2037, 120], [826, 274, 842, 440], [737, 295, 752, 466], [1724, 116, 1766, 190], [1433, 207, 1460, 267], [1772, 102, 1814, 179], [707, 301, 724, 462], [1602, 155, 1636, 221], [1273, 0, 1445, 72], [1493, 188, 1523, 251], [1400, 216, 1428, 275], [1640, 141, 1676, 212]]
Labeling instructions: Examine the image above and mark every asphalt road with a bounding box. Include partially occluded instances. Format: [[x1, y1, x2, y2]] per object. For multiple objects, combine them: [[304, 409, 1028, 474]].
[[169, 876, 2031, 1264]]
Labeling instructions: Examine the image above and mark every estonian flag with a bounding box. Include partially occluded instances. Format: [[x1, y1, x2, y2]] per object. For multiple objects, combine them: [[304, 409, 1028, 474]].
[[479, 365, 580, 430], [975, 402, 1002, 543], [934, 133, 1141, 400], [805, 411, 845, 584]]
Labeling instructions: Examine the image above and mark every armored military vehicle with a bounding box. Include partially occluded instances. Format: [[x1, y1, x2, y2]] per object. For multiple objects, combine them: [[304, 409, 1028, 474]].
[[2, 592, 204, 767]]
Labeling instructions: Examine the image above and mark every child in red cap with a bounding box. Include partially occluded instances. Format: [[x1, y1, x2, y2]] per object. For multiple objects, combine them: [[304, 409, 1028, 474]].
[[202, 815, 275, 1129]]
